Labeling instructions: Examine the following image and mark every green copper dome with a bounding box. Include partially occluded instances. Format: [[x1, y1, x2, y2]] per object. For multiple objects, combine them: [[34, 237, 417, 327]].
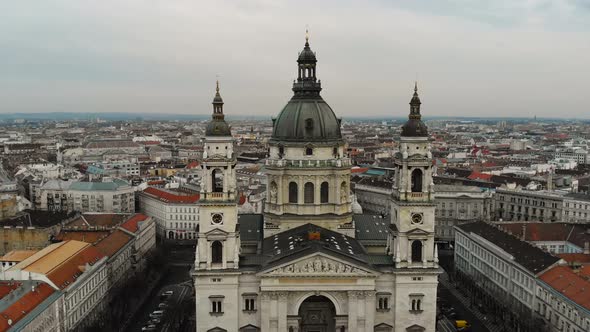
[[270, 35, 343, 144], [271, 98, 342, 143]]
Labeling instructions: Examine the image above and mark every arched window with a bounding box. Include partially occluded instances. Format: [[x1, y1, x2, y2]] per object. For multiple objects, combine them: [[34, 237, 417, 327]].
[[304, 182, 314, 204], [411, 169, 423, 193], [278, 145, 284, 158], [305, 147, 313, 156], [320, 182, 329, 203], [289, 182, 298, 203], [212, 168, 224, 193], [411, 240, 423, 262], [211, 241, 223, 263]]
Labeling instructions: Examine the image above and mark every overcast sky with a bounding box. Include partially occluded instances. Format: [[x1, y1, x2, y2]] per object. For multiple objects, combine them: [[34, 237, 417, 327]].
[[1, 0, 589, 118]]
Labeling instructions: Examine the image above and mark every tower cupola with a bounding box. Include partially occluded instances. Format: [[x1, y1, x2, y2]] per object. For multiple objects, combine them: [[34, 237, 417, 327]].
[[206, 81, 232, 136], [401, 82, 428, 137]]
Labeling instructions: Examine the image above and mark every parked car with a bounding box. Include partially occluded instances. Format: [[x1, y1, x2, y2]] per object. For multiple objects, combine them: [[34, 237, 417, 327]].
[[158, 302, 169, 309], [160, 290, 174, 299], [148, 318, 161, 325], [149, 310, 164, 319], [142, 324, 157, 331]]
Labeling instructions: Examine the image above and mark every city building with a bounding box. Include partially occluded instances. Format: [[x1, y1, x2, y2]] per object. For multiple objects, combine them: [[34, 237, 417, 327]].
[[536, 265, 590, 332], [193, 36, 439, 332], [455, 222, 563, 331], [493, 222, 590, 254], [3, 240, 109, 331], [563, 193, 590, 223], [555, 148, 589, 165], [434, 185, 491, 241], [37, 178, 135, 213], [492, 188, 565, 222], [139, 186, 200, 241]]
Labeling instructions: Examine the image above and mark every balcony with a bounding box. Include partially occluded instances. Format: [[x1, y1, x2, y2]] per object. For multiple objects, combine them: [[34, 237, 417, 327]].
[[265, 158, 351, 169]]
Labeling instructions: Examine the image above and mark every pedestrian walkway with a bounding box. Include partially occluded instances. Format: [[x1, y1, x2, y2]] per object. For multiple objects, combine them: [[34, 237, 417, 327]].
[[439, 273, 505, 332]]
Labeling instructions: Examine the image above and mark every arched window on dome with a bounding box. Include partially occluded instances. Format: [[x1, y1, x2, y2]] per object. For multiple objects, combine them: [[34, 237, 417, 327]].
[[304, 182, 315, 204], [289, 182, 298, 203], [320, 182, 329, 203], [411, 240, 423, 262], [305, 147, 313, 156], [411, 168, 423, 193]]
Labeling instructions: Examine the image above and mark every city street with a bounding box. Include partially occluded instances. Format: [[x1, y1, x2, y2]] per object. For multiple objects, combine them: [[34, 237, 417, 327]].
[[129, 247, 195, 332], [437, 285, 490, 332]]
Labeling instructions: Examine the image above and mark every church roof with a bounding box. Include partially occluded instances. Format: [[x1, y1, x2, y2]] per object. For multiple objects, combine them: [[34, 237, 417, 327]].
[[259, 223, 372, 270]]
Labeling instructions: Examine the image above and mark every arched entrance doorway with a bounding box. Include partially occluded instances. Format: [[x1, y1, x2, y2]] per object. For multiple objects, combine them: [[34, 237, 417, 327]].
[[298, 295, 336, 332]]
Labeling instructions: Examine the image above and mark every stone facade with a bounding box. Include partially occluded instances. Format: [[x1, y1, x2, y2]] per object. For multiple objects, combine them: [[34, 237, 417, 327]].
[[193, 40, 439, 332], [492, 188, 564, 222]]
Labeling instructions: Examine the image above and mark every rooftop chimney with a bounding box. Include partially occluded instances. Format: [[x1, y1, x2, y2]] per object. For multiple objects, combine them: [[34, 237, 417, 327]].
[[584, 242, 590, 255]]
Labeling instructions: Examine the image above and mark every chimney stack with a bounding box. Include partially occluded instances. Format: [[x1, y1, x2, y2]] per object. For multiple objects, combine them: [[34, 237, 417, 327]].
[[522, 224, 526, 241], [584, 242, 589, 255]]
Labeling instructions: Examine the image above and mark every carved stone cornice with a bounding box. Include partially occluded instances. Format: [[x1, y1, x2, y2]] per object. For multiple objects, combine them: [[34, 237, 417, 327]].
[[266, 256, 370, 277]]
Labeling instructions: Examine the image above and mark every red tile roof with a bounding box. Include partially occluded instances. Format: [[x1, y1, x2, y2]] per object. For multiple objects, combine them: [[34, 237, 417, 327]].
[[94, 230, 133, 257], [186, 161, 200, 169], [0, 283, 55, 332], [467, 171, 493, 181], [68, 214, 130, 227], [558, 253, 590, 264], [540, 265, 590, 311], [46, 246, 104, 290], [120, 213, 149, 233], [0, 282, 21, 300], [351, 167, 369, 174], [55, 231, 110, 244], [143, 187, 200, 203]]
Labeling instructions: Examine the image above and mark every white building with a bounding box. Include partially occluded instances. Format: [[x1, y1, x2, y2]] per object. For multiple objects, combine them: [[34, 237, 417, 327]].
[[455, 222, 563, 331], [4, 240, 109, 331], [193, 38, 439, 332], [563, 193, 590, 223], [554, 148, 589, 165], [139, 186, 200, 241], [37, 178, 135, 213], [536, 265, 590, 332]]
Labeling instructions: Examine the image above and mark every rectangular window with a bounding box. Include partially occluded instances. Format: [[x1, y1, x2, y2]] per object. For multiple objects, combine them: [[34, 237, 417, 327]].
[[409, 294, 424, 313], [209, 296, 224, 314], [377, 293, 391, 311]]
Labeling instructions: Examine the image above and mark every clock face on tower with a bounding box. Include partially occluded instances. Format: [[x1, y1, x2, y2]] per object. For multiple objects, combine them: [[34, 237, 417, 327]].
[[211, 213, 224, 225], [411, 213, 423, 225]]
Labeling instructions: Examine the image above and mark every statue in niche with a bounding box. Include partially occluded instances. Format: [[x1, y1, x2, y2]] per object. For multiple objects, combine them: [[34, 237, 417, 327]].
[[269, 182, 278, 203]]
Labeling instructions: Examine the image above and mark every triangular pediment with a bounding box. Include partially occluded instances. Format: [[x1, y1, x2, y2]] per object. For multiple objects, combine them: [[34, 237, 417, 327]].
[[258, 252, 378, 277], [205, 228, 229, 236], [407, 227, 429, 235]]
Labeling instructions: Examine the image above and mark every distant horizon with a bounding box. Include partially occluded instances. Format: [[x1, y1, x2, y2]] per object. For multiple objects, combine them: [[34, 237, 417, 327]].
[[0, 111, 588, 122]]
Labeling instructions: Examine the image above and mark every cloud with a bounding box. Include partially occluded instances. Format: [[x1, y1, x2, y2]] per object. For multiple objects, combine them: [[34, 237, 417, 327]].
[[0, 0, 588, 118]]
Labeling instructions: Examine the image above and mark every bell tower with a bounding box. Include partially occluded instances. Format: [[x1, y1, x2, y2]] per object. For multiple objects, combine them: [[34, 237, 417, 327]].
[[390, 83, 437, 269], [195, 81, 240, 270]]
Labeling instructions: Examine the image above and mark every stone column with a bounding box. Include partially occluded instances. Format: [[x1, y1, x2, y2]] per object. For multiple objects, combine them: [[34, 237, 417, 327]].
[[278, 292, 289, 331], [407, 240, 412, 264], [347, 291, 358, 331], [364, 291, 375, 331], [206, 241, 211, 269], [261, 292, 271, 332]]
